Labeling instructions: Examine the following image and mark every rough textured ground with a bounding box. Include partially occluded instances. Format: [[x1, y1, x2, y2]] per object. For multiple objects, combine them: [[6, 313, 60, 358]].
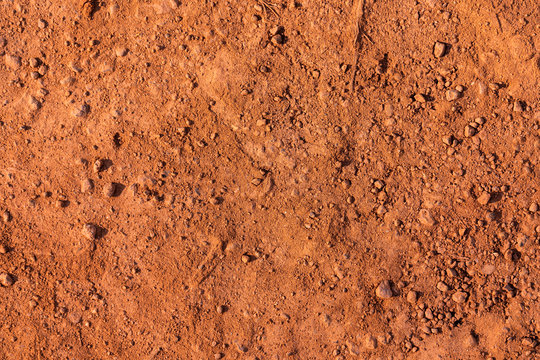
[[0, 0, 539, 359]]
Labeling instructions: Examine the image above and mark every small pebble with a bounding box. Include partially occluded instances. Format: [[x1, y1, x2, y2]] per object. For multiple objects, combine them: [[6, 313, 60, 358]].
[[375, 280, 393, 299], [442, 135, 453, 146], [452, 291, 468, 304], [271, 34, 284, 45], [384, 104, 394, 117], [71, 103, 89, 117], [406, 290, 418, 303], [216, 305, 226, 314], [0, 273, 14, 287], [418, 209, 436, 226], [464, 125, 476, 137], [82, 224, 97, 240], [437, 281, 450, 292], [37, 19, 48, 29], [29, 57, 41, 68], [365, 335, 378, 350], [0, 244, 8, 254], [529, 202, 538, 212], [414, 94, 427, 103], [102, 183, 116, 197], [115, 47, 128, 57], [477, 192, 491, 205], [81, 178, 94, 193], [446, 89, 461, 101], [93, 159, 104, 172], [241, 254, 251, 264], [28, 96, 41, 111], [4, 54, 21, 69], [433, 41, 447, 57], [2, 210, 12, 222]]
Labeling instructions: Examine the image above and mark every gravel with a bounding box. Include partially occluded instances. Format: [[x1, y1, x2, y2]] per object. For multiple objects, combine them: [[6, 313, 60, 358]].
[[375, 280, 393, 299], [82, 224, 98, 240], [0, 273, 14, 286], [446, 89, 461, 101]]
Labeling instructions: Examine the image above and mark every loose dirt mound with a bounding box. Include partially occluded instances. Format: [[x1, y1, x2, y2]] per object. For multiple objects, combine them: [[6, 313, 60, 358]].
[[0, 0, 538, 359]]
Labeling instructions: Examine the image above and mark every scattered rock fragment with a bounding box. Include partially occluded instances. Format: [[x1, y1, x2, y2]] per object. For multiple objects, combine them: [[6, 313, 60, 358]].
[[271, 34, 284, 45], [375, 280, 393, 299], [414, 94, 427, 103], [71, 103, 89, 117], [465, 332, 478, 347], [464, 125, 476, 137], [28, 96, 41, 111], [433, 41, 447, 57], [442, 135, 454, 146], [477, 192, 491, 205], [81, 178, 94, 193], [365, 335, 378, 350], [446, 89, 461, 101], [102, 183, 117, 197], [82, 223, 97, 240], [346, 340, 361, 355], [60, 76, 76, 86], [452, 291, 468, 304], [513, 100, 524, 112], [406, 290, 418, 303], [0, 273, 14, 287], [115, 47, 128, 57], [93, 159, 104, 172], [251, 178, 263, 186], [2, 210, 11, 222], [4, 54, 21, 69], [384, 104, 394, 117], [437, 281, 450, 292], [418, 209, 436, 226], [37, 19, 48, 29], [29, 57, 41, 67]]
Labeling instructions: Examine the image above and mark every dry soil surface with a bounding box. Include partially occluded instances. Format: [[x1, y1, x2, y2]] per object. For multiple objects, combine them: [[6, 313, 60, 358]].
[[0, 0, 539, 359]]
